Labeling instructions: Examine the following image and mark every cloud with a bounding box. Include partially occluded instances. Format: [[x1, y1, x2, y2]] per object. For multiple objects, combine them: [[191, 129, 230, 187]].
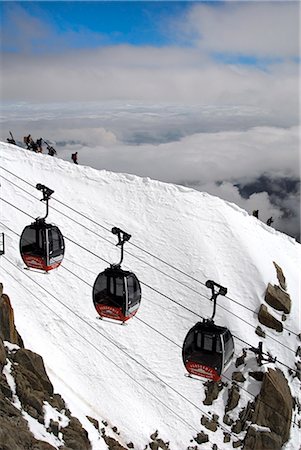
[[1, 48, 299, 129], [175, 2, 300, 58]]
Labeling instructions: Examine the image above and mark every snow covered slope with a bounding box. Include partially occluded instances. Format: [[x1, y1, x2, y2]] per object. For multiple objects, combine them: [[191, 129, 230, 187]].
[[0, 142, 300, 449]]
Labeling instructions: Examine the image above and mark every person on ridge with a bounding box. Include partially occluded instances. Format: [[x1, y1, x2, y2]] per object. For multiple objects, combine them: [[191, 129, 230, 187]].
[[71, 152, 78, 164], [266, 217, 274, 226], [36, 138, 43, 153]]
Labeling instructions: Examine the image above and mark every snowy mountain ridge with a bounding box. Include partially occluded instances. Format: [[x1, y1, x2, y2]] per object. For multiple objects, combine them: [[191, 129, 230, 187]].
[[0, 142, 300, 450]]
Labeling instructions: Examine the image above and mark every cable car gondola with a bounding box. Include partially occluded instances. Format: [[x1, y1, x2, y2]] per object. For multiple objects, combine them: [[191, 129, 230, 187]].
[[93, 227, 141, 323], [182, 280, 234, 382], [20, 184, 65, 272]]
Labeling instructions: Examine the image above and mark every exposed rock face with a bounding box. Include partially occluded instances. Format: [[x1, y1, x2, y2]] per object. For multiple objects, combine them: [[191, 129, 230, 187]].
[[203, 380, 224, 405], [0, 292, 23, 347], [244, 426, 282, 450], [251, 369, 293, 445], [258, 304, 283, 332], [273, 262, 287, 291], [264, 283, 291, 314], [225, 384, 240, 412], [13, 348, 54, 395], [0, 339, 6, 371], [0, 284, 92, 450]]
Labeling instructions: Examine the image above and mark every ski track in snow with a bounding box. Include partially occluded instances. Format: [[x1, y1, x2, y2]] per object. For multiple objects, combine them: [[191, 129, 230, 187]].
[[0, 143, 300, 450]]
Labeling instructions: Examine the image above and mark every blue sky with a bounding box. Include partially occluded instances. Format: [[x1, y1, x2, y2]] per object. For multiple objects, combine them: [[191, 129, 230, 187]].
[[0, 1, 299, 240], [1, 1, 194, 51]]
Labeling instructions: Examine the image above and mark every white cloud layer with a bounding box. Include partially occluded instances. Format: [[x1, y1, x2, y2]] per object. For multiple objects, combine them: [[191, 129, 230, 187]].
[[176, 2, 300, 57]]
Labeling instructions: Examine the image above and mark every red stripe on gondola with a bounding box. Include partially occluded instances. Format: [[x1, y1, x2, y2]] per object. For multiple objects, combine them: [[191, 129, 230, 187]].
[[185, 361, 220, 382], [95, 304, 137, 322], [21, 254, 62, 272]]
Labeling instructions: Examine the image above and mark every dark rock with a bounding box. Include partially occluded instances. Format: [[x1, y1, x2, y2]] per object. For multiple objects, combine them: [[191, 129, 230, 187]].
[[201, 415, 218, 432], [24, 404, 39, 419], [223, 414, 234, 426], [255, 326, 265, 338], [150, 430, 158, 441], [258, 304, 283, 332], [51, 393, 66, 411], [0, 339, 6, 371], [252, 368, 293, 445], [232, 372, 246, 383], [298, 333, 301, 342], [235, 350, 247, 368], [48, 419, 60, 437], [62, 416, 91, 450], [87, 415, 99, 430], [282, 314, 287, 321], [239, 401, 255, 430], [273, 262, 287, 290], [194, 432, 209, 445], [232, 440, 242, 448], [102, 433, 128, 449], [249, 371, 264, 382], [127, 443, 134, 449], [244, 426, 282, 450], [264, 283, 291, 314], [13, 348, 53, 395], [112, 426, 118, 433], [0, 293, 23, 347], [212, 444, 218, 450], [231, 420, 242, 434], [203, 380, 224, 405], [223, 432, 231, 443], [296, 346, 301, 358], [225, 384, 240, 412], [0, 375, 12, 399]]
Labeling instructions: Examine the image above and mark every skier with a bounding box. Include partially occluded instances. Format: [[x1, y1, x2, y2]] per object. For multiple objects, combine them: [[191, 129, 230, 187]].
[[71, 152, 78, 165]]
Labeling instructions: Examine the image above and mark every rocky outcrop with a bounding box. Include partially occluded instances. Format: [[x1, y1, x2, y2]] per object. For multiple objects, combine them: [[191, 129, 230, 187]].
[[249, 369, 293, 446], [0, 287, 23, 347], [258, 304, 283, 332], [203, 380, 225, 405], [273, 262, 287, 291], [225, 384, 240, 412], [264, 283, 291, 314], [0, 283, 92, 450], [244, 426, 282, 450], [0, 339, 5, 371]]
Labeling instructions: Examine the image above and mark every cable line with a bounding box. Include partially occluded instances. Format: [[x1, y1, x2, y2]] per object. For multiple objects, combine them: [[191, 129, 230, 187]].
[[1, 220, 298, 379], [1, 168, 299, 338], [2, 256, 240, 440], [1, 265, 202, 438], [2, 221, 300, 433], [3, 253, 299, 431], [0, 198, 298, 358]]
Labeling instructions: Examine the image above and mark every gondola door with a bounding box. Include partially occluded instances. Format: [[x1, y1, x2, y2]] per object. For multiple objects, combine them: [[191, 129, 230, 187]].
[[47, 226, 65, 271], [125, 274, 141, 318]]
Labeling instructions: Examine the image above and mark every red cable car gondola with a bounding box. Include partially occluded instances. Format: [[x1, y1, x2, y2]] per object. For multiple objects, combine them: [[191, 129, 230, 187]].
[[20, 184, 65, 272], [182, 280, 234, 381], [93, 227, 141, 323]]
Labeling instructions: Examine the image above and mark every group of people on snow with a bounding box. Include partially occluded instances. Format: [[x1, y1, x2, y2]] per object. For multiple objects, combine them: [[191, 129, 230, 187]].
[[6, 131, 78, 161], [23, 134, 57, 156], [252, 210, 274, 226]]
